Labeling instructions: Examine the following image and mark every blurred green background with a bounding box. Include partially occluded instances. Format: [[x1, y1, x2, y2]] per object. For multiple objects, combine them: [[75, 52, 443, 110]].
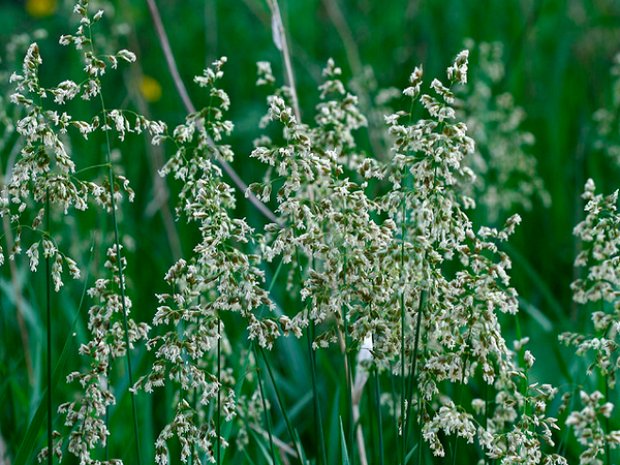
[[1, 0, 620, 463]]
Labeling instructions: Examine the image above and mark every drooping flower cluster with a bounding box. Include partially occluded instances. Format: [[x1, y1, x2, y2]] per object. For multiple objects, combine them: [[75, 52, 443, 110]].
[[1, 42, 88, 281], [0, 29, 48, 158], [250, 58, 394, 361], [381, 51, 563, 464], [0, 0, 163, 285], [461, 41, 550, 222], [40, 246, 148, 464], [559, 180, 620, 465], [134, 57, 276, 465], [560, 179, 620, 384], [565, 391, 620, 465]]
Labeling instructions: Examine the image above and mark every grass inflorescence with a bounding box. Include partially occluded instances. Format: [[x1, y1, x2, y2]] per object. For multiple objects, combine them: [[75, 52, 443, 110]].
[[1, 1, 620, 465]]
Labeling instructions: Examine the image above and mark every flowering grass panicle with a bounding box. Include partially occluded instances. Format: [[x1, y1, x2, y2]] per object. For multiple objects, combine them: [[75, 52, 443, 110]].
[[380, 51, 564, 464], [4, 5, 616, 464], [1, 41, 85, 286], [250, 59, 395, 358], [565, 391, 620, 465], [135, 57, 276, 465], [560, 179, 620, 384], [43, 245, 148, 464], [0, 29, 47, 151], [461, 41, 550, 221], [0, 0, 161, 282], [559, 179, 620, 465]]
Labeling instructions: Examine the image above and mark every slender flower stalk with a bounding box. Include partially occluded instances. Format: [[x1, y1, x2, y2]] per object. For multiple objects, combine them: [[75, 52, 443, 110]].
[[259, 347, 305, 464], [45, 193, 52, 465], [255, 348, 277, 464], [266, 0, 301, 122], [308, 320, 328, 465], [217, 313, 222, 465], [373, 367, 385, 465]]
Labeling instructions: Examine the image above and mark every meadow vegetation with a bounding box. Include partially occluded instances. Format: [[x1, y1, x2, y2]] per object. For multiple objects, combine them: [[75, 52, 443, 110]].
[[1, 1, 620, 464]]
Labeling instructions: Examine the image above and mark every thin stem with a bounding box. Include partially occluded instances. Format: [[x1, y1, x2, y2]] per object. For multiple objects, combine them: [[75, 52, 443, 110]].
[[340, 252, 355, 463], [352, 393, 368, 465], [144, 0, 278, 223], [145, 0, 193, 112], [259, 346, 304, 465], [399, 188, 406, 465], [308, 320, 328, 465], [403, 290, 425, 451], [297, 251, 327, 465], [105, 357, 110, 461], [45, 190, 52, 465], [217, 315, 222, 465], [450, 304, 476, 465], [484, 381, 489, 465], [400, 290, 406, 465], [373, 368, 384, 465], [74, 162, 112, 175], [114, 1, 183, 260], [96, 80, 142, 465], [266, 0, 301, 122], [605, 382, 611, 465], [417, 408, 423, 465], [255, 344, 277, 464]]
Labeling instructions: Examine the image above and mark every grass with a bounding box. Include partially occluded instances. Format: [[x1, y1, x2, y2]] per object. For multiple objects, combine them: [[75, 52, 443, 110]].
[[1, 0, 620, 464]]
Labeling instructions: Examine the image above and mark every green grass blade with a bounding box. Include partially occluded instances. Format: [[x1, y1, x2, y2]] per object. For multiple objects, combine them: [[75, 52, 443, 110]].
[[250, 429, 275, 465], [14, 240, 94, 465], [404, 444, 419, 465], [259, 346, 305, 465], [340, 416, 350, 465]]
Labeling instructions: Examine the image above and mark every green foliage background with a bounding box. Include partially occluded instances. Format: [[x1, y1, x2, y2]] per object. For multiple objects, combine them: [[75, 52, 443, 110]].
[[1, 0, 620, 463]]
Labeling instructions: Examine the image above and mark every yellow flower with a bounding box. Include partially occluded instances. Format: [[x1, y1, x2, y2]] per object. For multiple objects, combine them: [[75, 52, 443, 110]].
[[25, 0, 57, 18], [139, 75, 162, 103]]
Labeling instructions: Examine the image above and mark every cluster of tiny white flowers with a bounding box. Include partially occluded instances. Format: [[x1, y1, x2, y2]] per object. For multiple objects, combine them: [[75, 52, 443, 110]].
[[483, 377, 565, 465], [0, 0, 162, 276], [1, 41, 89, 280], [59, 0, 136, 100], [4, 4, 589, 460], [461, 41, 550, 222], [250, 58, 394, 362], [565, 391, 620, 465], [383, 50, 511, 382], [0, 30, 48, 157], [560, 179, 620, 384], [135, 58, 276, 464], [58, 1, 164, 141], [380, 51, 563, 463], [559, 180, 620, 465], [423, 398, 477, 457], [46, 246, 148, 465]]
